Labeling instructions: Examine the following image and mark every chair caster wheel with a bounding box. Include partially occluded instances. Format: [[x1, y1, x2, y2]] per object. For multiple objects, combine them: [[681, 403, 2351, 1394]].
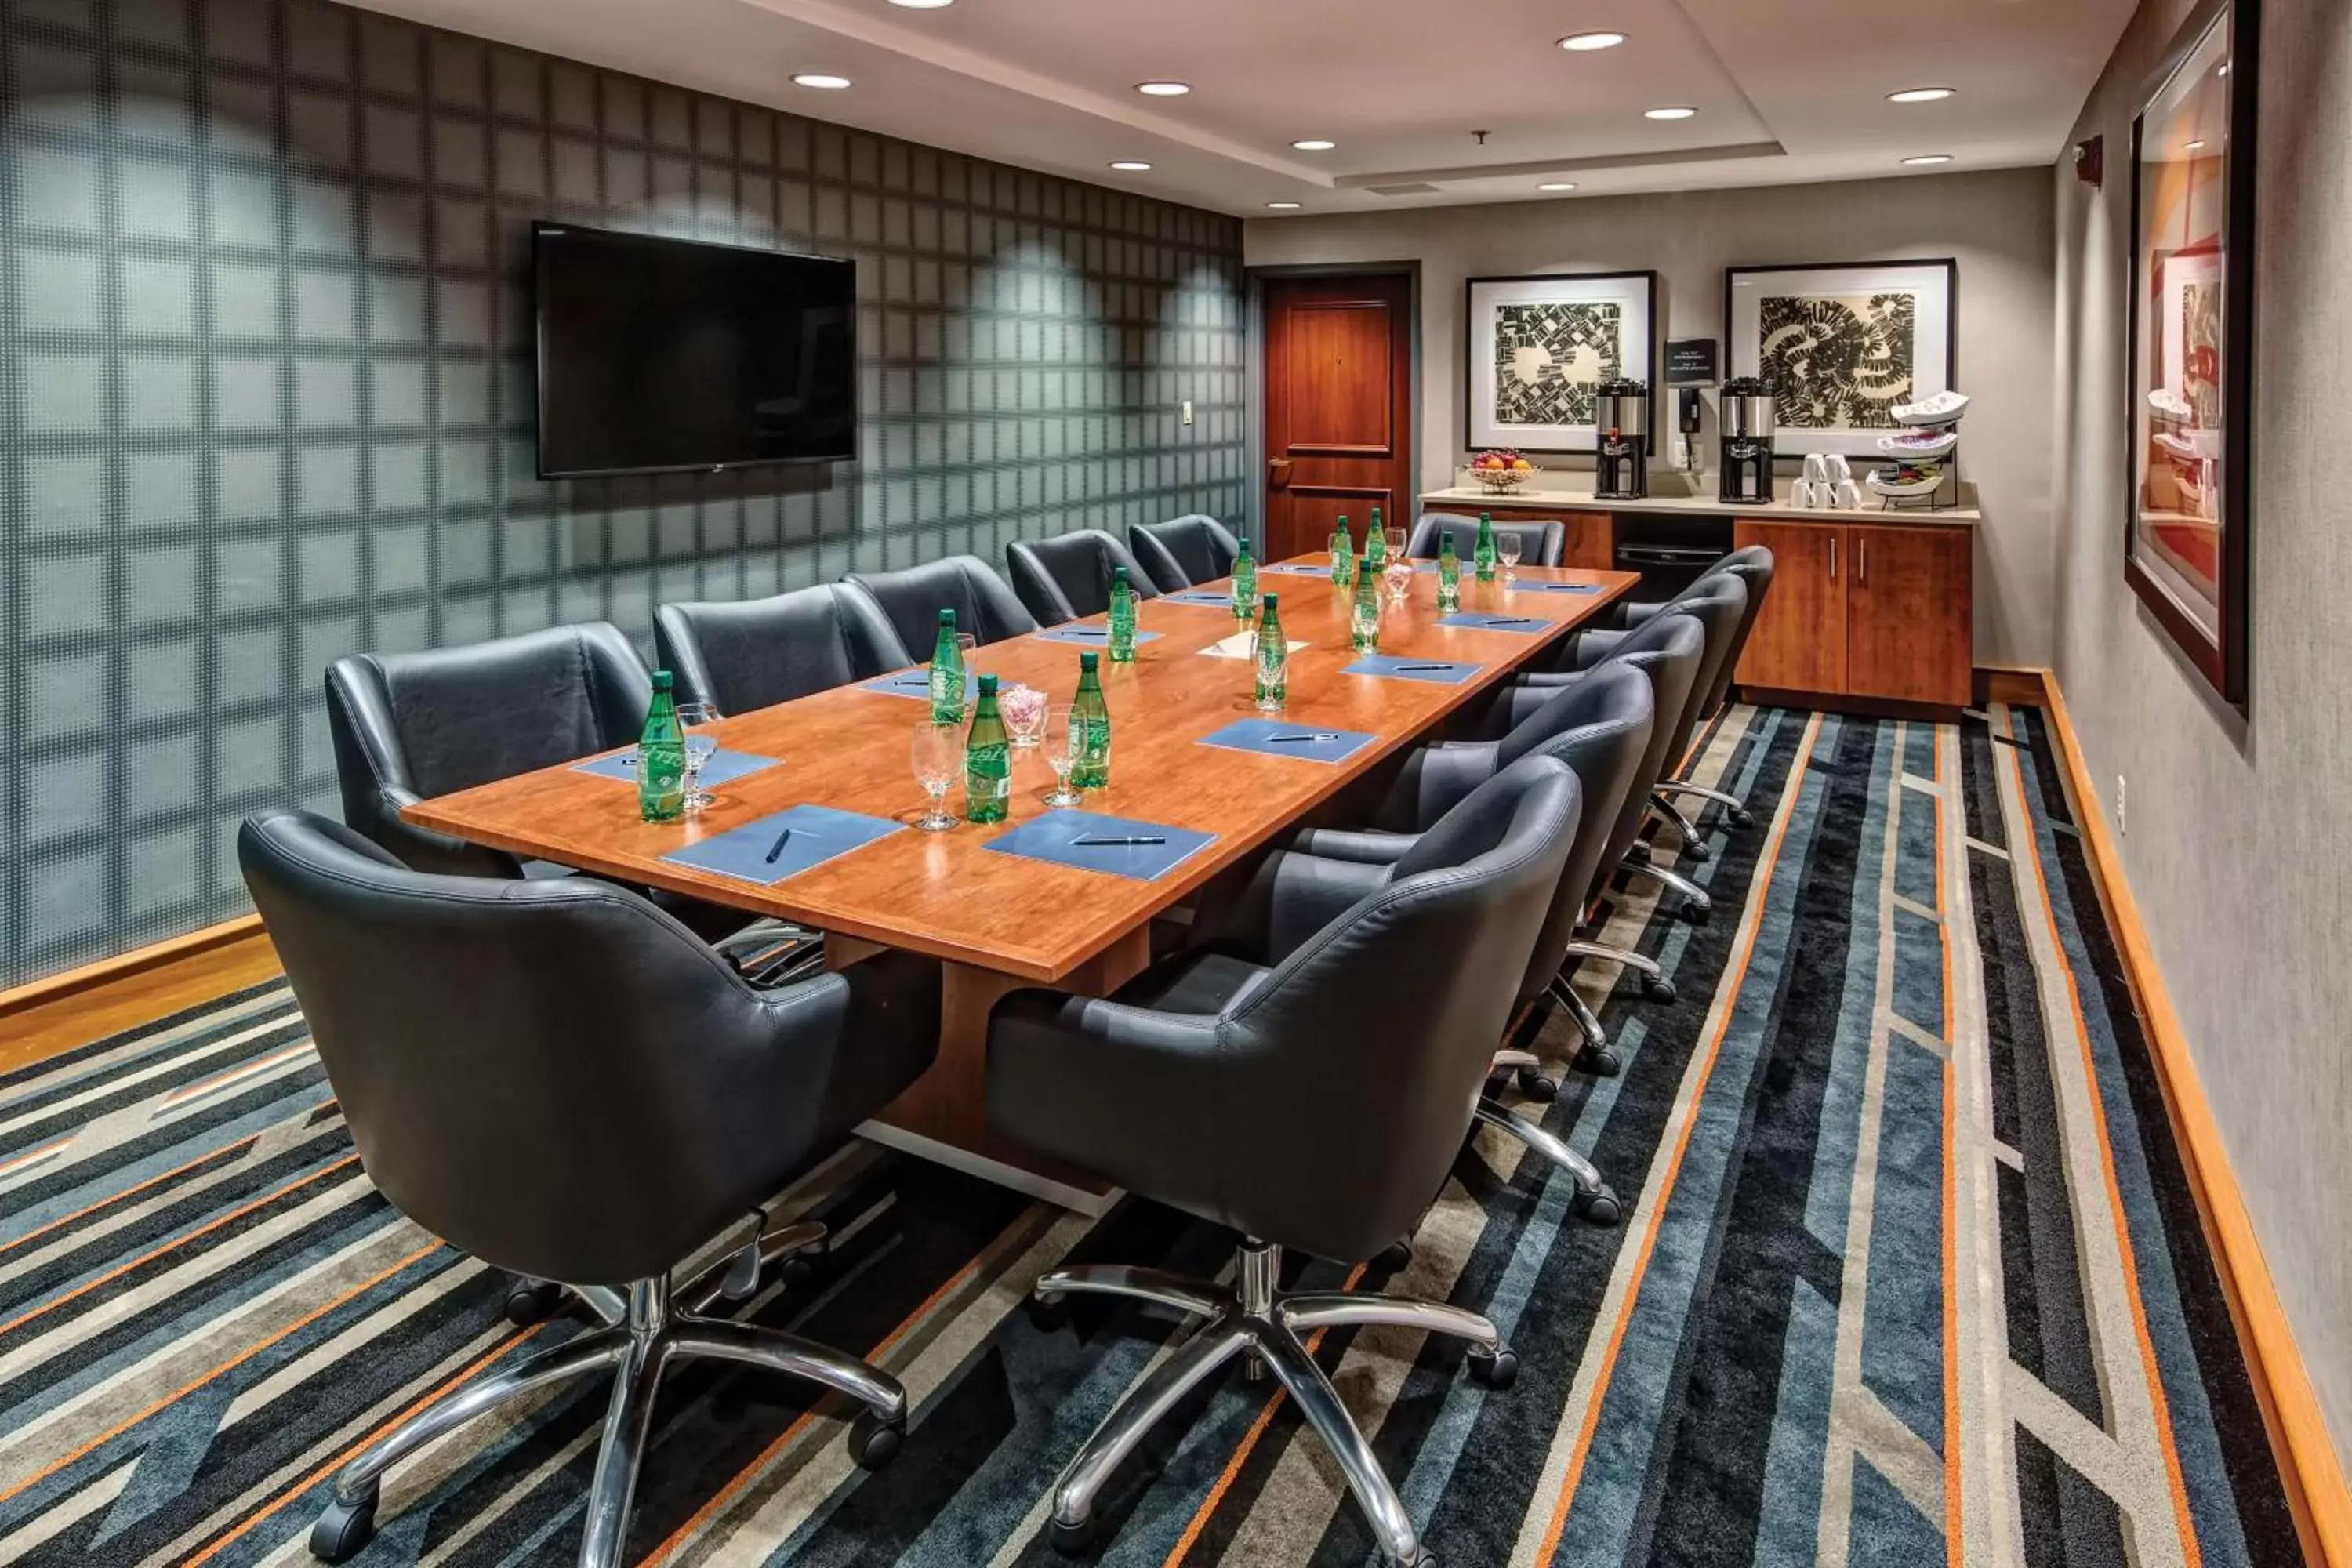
[[1678, 897, 1711, 926], [1641, 975, 1678, 1005], [1028, 1290, 1069, 1331], [848, 1409, 904, 1470], [310, 1485, 379, 1563], [1730, 807, 1755, 829], [779, 1252, 818, 1288], [1682, 837, 1711, 862], [1371, 1239, 1414, 1273], [1571, 1044, 1621, 1078], [1466, 1345, 1519, 1391], [1574, 1185, 1624, 1227], [503, 1279, 562, 1326], [1406, 1551, 1441, 1567], [1051, 1514, 1094, 1555], [1514, 1065, 1559, 1102]]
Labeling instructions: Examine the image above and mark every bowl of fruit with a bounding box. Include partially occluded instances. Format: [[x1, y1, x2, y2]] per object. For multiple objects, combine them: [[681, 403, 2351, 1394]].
[[1471, 449, 1537, 495]]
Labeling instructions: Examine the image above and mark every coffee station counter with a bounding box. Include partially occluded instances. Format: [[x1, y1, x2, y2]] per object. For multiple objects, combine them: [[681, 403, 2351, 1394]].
[[1414, 485, 1980, 527], [1414, 481, 1978, 713]]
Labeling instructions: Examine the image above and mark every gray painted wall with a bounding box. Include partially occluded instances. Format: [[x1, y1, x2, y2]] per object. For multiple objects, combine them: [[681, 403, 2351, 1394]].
[[2051, 0, 2352, 1467], [1243, 169, 2060, 668], [0, 0, 1248, 989]]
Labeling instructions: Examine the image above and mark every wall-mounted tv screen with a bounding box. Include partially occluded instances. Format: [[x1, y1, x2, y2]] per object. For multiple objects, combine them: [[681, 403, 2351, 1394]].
[[534, 222, 858, 478]]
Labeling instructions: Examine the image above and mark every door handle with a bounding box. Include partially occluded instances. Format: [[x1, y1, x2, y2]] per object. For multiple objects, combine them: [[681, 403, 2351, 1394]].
[[1858, 538, 1867, 584], [1829, 536, 1838, 581], [1267, 457, 1293, 489]]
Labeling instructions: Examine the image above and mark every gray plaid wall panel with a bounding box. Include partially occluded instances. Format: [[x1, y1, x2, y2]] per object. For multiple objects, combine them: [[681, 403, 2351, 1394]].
[[0, 0, 1249, 989]]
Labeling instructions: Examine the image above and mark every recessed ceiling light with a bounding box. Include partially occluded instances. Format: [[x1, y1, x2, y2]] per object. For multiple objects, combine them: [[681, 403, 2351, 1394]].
[[2184, 139, 2207, 151], [1886, 86, 1955, 103], [1266, 201, 1301, 210], [1558, 31, 1627, 51], [791, 72, 851, 89], [1108, 160, 1153, 172], [1291, 139, 1337, 151], [1901, 154, 1954, 165], [1644, 106, 1697, 121], [1537, 182, 1577, 191], [1135, 81, 1191, 96], [887, 0, 953, 8]]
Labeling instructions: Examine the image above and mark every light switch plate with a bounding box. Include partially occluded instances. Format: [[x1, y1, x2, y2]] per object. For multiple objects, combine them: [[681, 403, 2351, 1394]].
[[1181, 400, 1194, 426]]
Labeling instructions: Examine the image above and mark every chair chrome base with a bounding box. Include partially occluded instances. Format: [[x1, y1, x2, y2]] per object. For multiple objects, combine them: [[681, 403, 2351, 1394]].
[[506, 1216, 829, 1327], [1563, 938, 1677, 1004], [1474, 1098, 1622, 1227], [1035, 1242, 1514, 1567], [1622, 855, 1712, 923], [1545, 975, 1622, 1077], [1647, 793, 1712, 862], [311, 1266, 902, 1568], [1657, 778, 1755, 829]]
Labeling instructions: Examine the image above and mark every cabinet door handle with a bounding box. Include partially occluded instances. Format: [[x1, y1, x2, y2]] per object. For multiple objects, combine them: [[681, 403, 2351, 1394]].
[[1829, 536, 1838, 580], [1858, 538, 1868, 585]]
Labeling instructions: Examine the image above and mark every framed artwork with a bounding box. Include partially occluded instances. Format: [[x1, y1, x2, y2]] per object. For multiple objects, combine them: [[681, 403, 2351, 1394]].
[[1465, 271, 1658, 453], [2126, 0, 2259, 707], [1723, 259, 1958, 457]]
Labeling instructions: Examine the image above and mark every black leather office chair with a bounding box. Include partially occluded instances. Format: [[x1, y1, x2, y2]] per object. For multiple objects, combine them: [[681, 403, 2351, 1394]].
[[1005, 529, 1165, 625], [241, 811, 940, 1568], [325, 622, 652, 880], [1293, 665, 1656, 1218], [844, 555, 1040, 655], [1635, 546, 1775, 833], [655, 583, 911, 715], [1129, 514, 1240, 589], [1406, 511, 1566, 567], [987, 757, 1581, 1567]]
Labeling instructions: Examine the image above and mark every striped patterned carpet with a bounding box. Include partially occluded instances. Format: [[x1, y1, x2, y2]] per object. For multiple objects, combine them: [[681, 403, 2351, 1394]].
[[0, 704, 2303, 1567]]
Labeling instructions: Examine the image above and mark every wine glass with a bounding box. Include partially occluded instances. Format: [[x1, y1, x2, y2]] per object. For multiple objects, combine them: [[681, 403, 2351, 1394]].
[[677, 701, 723, 811], [1498, 532, 1524, 583], [1384, 524, 1408, 561], [1000, 682, 1047, 750], [1253, 639, 1290, 713], [910, 720, 963, 832], [1383, 557, 1414, 603], [1043, 706, 1084, 808]]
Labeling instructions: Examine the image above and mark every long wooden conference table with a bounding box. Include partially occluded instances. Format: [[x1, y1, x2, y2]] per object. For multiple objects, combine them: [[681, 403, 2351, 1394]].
[[407, 556, 1638, 1210]]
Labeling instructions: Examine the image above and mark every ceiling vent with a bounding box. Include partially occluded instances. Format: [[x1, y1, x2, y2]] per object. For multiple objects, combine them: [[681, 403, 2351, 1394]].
[[1367, 182, 1441, 197]]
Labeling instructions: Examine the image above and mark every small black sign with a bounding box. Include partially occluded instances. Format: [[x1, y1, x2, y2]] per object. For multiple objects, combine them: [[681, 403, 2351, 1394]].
[[1665, 338, 1719, 386]]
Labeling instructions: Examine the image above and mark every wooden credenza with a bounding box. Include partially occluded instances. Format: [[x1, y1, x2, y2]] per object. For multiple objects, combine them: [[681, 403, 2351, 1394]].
[[1732, 517, 1972, 708]]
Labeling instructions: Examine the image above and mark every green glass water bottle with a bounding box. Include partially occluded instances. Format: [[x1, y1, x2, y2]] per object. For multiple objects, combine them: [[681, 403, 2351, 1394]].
[[1254, 593, 1288, 711], [637, 671, 686, 822], [1230, 533, 1257, 622], [964, 674, 1011, 823], [1329, 515, 1355, 587], [928, 608, 965, 725], [1474, 512, 1499, 583], [1364, 507, 1387, 572], [1108, 565, 1138, 664], [1437, 529, 1462, 612], [1072, 652, 1112, 789], [1349, 542, 1381, 653]]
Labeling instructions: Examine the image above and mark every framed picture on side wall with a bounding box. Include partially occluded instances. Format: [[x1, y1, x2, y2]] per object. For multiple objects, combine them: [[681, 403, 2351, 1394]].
[[1723, 259, 1958, 458], [1465, 271, 1659, 454], [2125, 0, 2259, 708]]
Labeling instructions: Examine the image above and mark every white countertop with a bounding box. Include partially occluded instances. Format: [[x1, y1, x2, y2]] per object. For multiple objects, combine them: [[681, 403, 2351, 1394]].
[[1418, 485, 1980, 527]]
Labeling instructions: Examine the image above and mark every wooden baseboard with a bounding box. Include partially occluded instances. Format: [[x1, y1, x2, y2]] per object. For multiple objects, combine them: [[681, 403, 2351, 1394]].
[[1973, 662, 2049, 708], [2016, 666, 2351, 1566], [0, 916, 281, 1076]]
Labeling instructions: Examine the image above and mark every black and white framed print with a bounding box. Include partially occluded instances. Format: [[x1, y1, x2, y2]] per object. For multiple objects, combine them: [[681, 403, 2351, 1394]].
[[1465, 271, 1659, 453], [2125, 0, 2259, 709], [1723, 259, 1958, 457]]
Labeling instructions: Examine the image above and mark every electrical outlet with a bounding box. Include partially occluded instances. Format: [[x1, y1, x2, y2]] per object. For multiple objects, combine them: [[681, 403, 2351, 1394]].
[[1181, 400, 1194, 426], [2116, 775, 2127, 836]]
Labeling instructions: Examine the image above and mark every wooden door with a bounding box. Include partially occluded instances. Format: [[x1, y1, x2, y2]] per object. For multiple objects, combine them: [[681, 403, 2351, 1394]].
[[1846, 524, 1973, 705], [1262, 274, 1414, 561], [1732, 520, 1847, 695]]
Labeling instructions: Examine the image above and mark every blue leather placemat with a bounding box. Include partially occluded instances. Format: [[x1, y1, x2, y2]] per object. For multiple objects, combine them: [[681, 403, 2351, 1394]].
[[861, 669, 978, 702], [574, 747, 779, 786], [982, 808, 1214, 881], [1439, 611, 1554, 633], [1343, 655, 1482, 684], [1513, 581, 1605, 596], [1165, 589, 1240, 606], [1034, 626, 1163, 647], [1196, 717, 1377, 765], [659, 804, 904, 885]]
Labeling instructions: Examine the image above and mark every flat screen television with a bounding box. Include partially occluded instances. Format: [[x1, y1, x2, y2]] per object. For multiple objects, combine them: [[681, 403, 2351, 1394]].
[[533, 222, 858, 478]]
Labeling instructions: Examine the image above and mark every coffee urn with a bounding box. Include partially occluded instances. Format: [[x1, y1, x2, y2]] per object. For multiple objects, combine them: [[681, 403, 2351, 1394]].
[[1719, 376, 1777, 505], [1593, 377, 1650, 501]]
